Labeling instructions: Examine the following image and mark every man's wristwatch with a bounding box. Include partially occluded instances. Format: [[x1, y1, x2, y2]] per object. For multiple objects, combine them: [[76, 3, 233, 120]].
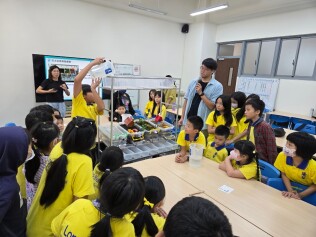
[[199, 92, 204, 97]]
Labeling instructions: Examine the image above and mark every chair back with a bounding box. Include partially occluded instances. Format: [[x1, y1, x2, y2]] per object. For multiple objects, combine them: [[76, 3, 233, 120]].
[[294, 123, 316, 135], [289, 117, 312, 129], [267, 178, 316, 206], [269, 114, 290, 129], [258, 159, 280, 183]]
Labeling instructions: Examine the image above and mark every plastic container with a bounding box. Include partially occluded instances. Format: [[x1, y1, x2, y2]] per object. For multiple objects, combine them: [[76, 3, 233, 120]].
[[121, 148, 134, 161], [98, 123, 129, 146], [189, 143, 204, 168], [127, 146, 144, 159], [90, 60, 115, 79], [136, 144, 151, 157], [144, 143, 160, 156], [149, 119, 174, 132], [152, 141, 169, 152]]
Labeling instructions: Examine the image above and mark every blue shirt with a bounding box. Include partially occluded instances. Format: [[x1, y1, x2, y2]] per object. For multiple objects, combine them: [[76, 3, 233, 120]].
[[183, 78, 223, 130]]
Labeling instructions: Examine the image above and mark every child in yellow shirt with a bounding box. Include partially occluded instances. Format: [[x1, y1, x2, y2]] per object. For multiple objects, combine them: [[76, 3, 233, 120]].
[[52, 167, 145, 237], [89, 146, 124, 200], [206, 95, 237, 143], [27, 117, 96, 236], [219, 140, 260, 180], [204, 125, 230, 163], [144, 89, 156, 117], [175, 116, 206, 163], [127, 176, 166, 237], [274, 132, 316, 200], [147, 91, 167, 120]]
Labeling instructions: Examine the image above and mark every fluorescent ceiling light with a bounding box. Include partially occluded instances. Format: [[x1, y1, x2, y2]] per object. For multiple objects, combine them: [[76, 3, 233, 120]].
[[129, 3, 167, 16], [190, 4, 228, 16]]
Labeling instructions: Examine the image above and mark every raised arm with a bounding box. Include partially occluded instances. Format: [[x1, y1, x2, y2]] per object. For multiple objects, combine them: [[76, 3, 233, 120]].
[[73, 57, 105, 98], [91, 78, 105, 112]]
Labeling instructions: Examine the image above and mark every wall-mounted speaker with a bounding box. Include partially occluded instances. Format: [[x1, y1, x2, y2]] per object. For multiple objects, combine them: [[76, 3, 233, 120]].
[[181, 24, 189, 33]]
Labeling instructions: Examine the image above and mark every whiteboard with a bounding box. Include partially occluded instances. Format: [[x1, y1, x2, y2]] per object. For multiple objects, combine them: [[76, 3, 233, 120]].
[[235, 77, 280, 111]]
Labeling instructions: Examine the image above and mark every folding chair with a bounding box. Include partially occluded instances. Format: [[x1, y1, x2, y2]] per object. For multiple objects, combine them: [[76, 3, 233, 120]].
[[289, 117, 312, 130], [294, 123, 316, 135], [267, 178, 316, 206], [258, 159, 280, 184], [269, 114, 290, 129]]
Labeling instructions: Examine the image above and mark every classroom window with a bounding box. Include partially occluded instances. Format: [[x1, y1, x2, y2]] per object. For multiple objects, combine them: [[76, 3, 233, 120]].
[[257, 40, 276, 76], [295, 37, 316, 77], [218, 43, 242, 57], [276, 38, 299, 77], [243, 42, 260, 75]]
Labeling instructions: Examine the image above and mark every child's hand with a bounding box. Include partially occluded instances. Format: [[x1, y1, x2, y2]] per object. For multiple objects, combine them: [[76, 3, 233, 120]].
[[282, 190, 300, 199], [91, 78, 102, 90], [175, 153, 188, 163], [153, 206, 168, 218], [91, 57, 105, 65]]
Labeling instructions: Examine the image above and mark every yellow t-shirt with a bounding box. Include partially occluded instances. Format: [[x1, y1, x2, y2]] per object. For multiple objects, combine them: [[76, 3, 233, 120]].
[[204, 142, 228, 163], [205, 111, 237, 142], [274, 152, 316, 186], [89, 164, 104, 200], [146, 102, 167, 120], [51, 199, 135, 237], [248, 125, 255, 145], [27, 144, 95, 236], [235, 116, 248, 140], [177, 130, 206, 151], [126, 211, 165, 237], [144, 100, 154, 117], [231, 107, 239, 117], [16, 165, 26, 199], [164, 88, 177, 109], [231, 159, 259, 180], [72, 91, 104, 121]]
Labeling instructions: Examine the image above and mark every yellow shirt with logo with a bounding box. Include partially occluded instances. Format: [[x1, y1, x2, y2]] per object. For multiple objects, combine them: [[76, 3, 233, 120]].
[[205, 111, 237, 142], [231, 159, 259, 180], [72, 91, 104, 121], [177, 130, 206, 151], [274, 152, 316, 186], [204, 142, 228, 163], [126, 211, 165, 237], [27, 143, 95, 236], [52, 199, 135, 237], [89, 164, 104, 200]]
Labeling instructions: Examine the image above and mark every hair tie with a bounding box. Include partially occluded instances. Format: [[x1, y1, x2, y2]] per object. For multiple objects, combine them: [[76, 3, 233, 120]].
[[75, 125, 79, 128], [144, 198, 154, 208], [105, 168, 111, 172], [106, 212, 112, 217]]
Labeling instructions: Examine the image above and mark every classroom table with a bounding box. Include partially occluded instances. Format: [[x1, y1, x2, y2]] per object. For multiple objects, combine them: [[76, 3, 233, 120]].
[[166, 108, 182, 117], [132, 155, 316, 237], [126, 159, 270, 237], [267, 111, 316, 122]]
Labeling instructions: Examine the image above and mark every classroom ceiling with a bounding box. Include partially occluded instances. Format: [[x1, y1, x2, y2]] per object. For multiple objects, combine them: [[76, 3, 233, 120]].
[[78, 0, 316, 24]]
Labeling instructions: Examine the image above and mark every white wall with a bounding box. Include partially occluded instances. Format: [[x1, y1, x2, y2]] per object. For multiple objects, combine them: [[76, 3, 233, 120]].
[[0, 0, 185, 125], [216, 8, 316, 116], [181, 22, 217, 92]]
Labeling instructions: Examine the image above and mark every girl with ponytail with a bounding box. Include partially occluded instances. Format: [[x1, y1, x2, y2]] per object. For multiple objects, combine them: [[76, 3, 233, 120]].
[[25, 121, 59, 209], [27, 116, 97, 236], [219, 140, 260, 181], [129, 176, 166, 237], [51, 167, 145, 237], [89, 146, 124, 200]]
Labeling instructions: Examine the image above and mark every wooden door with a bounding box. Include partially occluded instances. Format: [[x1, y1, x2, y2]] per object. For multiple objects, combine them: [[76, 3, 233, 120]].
[[216, 58, 240, 95]]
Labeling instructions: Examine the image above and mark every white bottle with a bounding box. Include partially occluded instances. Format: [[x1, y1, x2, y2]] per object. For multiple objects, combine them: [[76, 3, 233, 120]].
[[90, 60, 115, 78]]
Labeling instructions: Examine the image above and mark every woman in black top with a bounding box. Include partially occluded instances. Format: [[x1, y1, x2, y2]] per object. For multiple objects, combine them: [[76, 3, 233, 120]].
[[36, 65, 70, 117]]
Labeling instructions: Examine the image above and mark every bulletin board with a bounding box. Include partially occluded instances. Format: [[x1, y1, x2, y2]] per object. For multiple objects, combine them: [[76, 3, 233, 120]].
[[235, 77, 280, 111]]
